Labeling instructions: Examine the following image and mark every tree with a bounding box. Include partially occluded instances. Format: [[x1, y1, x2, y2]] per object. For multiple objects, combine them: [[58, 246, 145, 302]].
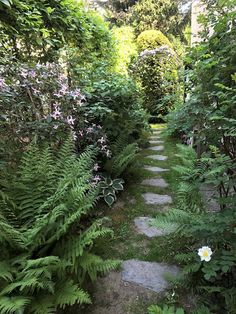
[[129, 0, 186, 37]]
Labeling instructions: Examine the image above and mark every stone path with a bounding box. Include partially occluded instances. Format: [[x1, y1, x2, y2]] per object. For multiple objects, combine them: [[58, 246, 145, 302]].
[[142, 193, 172, 205], [146, 155, 168, 161], [134, 217, 171, 237], [84, 127, 178, 314], [141, 178, 168, 188], [123, 128, 177, 294], [144, 165, 169, 172], [149, 140, 164, 144], [122, 260, 179, 293], [149, 145, 164, 151]]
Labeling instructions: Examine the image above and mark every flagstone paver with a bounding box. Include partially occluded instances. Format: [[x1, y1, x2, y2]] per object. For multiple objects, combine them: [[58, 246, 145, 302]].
[[149, 145, 164, 151], [134, 217, 170, 237], [142, 193, 172, 205], [122, 260, 179, 293], [150, 136, 161, 140], [146, 155, 168, 161], [149, 140, 164, 144], [141, 178, 168, 188], [144, 165, 169, 172]]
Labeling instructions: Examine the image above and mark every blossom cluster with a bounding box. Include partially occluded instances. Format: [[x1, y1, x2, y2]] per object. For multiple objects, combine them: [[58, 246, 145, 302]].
[[139, 45, 175, 59]]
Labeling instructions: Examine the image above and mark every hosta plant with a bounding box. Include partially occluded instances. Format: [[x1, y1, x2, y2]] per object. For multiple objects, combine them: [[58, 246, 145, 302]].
[[99, 176, 124, 206]]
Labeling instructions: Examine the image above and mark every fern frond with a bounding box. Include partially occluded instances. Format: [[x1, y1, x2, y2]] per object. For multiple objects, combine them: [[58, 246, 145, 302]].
[[54, 280, 91, 308], [0, 296, 31, 314]]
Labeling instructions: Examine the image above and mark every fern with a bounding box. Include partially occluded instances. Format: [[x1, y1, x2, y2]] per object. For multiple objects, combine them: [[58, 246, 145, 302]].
[[107, 135, 138, 177], [0, 140, 119, 313], [0, 296, 31, 314]]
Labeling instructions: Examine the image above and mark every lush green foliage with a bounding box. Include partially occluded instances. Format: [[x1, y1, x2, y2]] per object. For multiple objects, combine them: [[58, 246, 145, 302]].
[[128, 0, 184, 36], [0, 0, 149, 311], [0, 140, 120, 313], [113, 26, 137, 75], [0, 0, 115, 66], [133, 42, 180, 115], [153, 144, 236, 312], [148, 304, 184, 314], [84, 73, 148, 141], [148, 304, 212, 314], [136, 30, 172, 52]]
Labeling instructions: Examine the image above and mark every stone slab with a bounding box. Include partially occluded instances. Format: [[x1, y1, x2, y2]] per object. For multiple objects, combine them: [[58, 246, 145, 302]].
[[142, 193, 172, 205], [150, 146, 164, 151], [143, 166, 169, 172], [149, 140, 164, 144], [150, 136, 161, 140], [146, 155, 168, 161], [141, 178, 168, 188], [134, 217, 170, 237], [122, 260, 179, 293]]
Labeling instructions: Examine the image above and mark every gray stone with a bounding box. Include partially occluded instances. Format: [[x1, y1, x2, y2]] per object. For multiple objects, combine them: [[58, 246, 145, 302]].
[[122, 260, 179, 293], [141, 178, 168, 188], [199, 184, 220, 212], [143, 165, 169, 173], [142, 193, 172, 205], [150, 146, 164, 151], [134, 217, 169, 237], [149, 140, 164, 144], [150, 135, 161, 140], [146, 155, 168, 161]]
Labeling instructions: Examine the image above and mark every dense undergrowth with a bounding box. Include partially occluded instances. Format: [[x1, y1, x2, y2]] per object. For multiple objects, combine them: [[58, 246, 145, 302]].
[[0, 0, 235, 313]]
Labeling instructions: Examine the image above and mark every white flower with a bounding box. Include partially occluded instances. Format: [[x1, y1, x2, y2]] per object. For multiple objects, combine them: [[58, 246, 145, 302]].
[[198, 246, 213, 262]]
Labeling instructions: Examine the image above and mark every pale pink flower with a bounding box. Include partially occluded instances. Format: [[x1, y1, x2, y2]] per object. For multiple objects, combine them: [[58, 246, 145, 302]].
[[66, 115, 75, 126], [93, 163, 99, 171], [106, 150, 111, 157], [51, 105, 62, 120], [93, 175, 101, 184], [101, 145, 107, 151], [86, 127, 93, 134], [0, 78, 6, 89], [70, 88, 82, 100], [98, 137, 106, 144]]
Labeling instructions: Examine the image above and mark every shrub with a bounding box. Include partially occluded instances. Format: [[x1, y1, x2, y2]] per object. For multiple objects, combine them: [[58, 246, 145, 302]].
[[133, 45, 180, 115], [113, 26, 138, 75], [0, 140, 119, 313], [84, 73, 149, 142], [136, 30, 172, 52]]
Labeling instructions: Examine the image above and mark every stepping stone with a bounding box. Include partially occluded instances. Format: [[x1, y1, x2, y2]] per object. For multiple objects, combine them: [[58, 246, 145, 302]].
[[134, 217, 170, 237], [122, 260, 179, 293], [150, 135, 161, 140], [141, 178, 168, 188], [142, 193, 172, 205], [149, 140, 164, 144], [150, 146, 164, 151], [143, 166, 169, 172], [146, 155, 168, 161]]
